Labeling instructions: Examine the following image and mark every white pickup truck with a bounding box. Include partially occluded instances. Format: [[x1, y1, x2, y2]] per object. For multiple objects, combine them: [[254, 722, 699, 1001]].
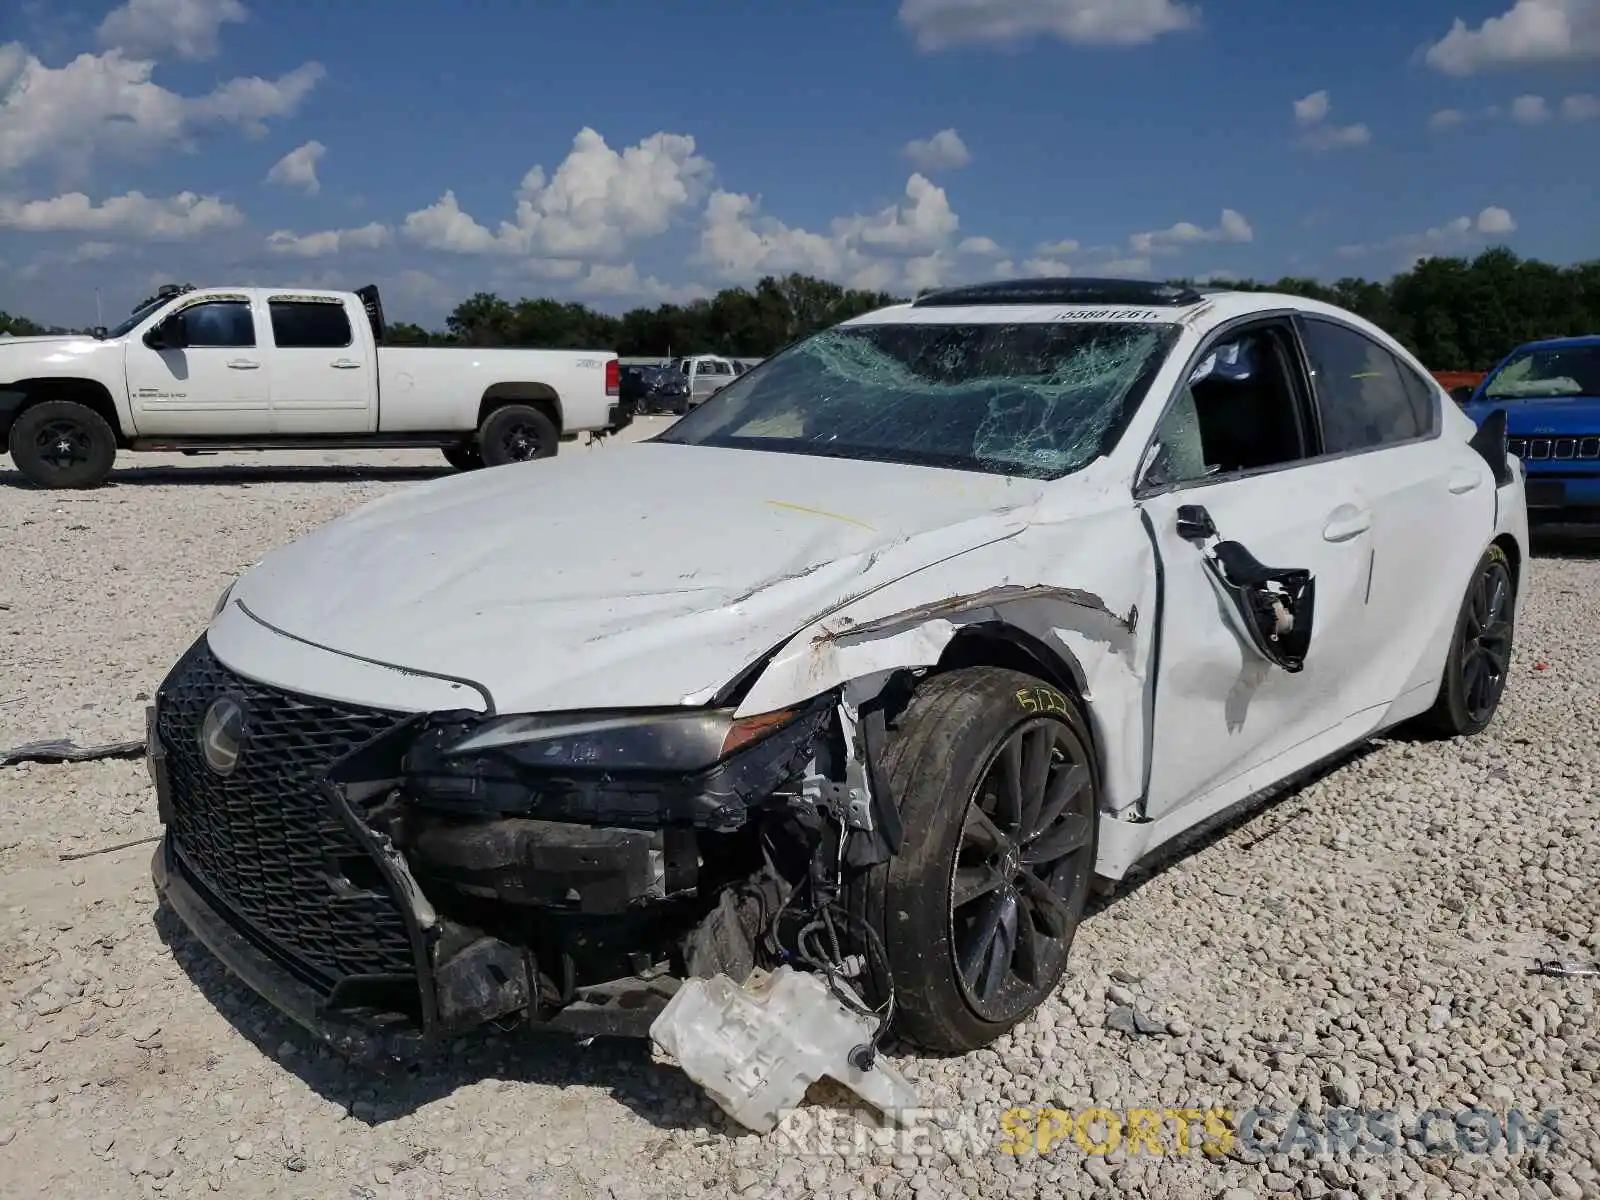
[[0, 283, 627, 489]]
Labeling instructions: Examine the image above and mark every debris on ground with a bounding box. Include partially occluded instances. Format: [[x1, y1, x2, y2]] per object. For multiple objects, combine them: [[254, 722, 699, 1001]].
[[0, 738, 146, 767], [649, 966, 920, 1133]]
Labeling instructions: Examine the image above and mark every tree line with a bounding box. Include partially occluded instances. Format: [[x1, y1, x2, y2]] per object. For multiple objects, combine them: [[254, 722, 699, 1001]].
[[4, 249, 1596, 370]]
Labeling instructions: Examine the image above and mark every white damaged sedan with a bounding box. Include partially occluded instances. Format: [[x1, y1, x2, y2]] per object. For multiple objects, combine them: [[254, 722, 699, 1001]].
[[148, 278, 1528, 1063]]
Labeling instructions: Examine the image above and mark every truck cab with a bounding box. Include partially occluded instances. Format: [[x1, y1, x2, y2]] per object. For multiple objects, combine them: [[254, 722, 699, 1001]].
[[672, 355, 740, 408], [1462, 335, 1600, 524]]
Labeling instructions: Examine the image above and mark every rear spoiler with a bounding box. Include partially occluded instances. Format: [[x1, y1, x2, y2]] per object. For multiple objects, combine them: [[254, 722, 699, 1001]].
[[355, 284, 386, 343]]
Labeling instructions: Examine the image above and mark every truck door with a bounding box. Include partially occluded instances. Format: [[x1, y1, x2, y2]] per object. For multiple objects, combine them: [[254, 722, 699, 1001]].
[[124, 293, 271, 436], [265, 295, 377, 434]]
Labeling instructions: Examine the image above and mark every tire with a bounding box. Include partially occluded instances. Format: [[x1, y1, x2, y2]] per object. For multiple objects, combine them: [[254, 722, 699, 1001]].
[[1413, 543, 1516, 738], [478, 405, 558, 468], [442, 444, 484, 472], [854, 667, 1099, 1053], [7, 400, 118, 489]]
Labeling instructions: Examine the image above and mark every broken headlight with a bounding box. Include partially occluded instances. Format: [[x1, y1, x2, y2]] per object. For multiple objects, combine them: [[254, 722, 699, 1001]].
[[401, 703, 831, 830], [443, 708, 804, 771]]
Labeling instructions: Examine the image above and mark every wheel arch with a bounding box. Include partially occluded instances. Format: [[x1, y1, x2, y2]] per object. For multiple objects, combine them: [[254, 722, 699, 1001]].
[[5, 377, 126, 445], [477, 383, 562, 435], [1491, 531, 1522, 599]]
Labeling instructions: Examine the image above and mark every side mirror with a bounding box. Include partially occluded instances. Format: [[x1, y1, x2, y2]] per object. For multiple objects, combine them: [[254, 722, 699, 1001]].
[[1450, 385, 1475, 405]]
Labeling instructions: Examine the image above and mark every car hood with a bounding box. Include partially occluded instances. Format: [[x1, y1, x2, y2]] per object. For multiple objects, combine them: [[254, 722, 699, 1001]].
[[1467, 395, 1600, 431], [229, 442, 1046, 713]]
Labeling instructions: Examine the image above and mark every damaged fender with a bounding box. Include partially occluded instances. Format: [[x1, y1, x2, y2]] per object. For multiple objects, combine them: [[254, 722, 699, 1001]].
[[733, 503, 1160, 839]]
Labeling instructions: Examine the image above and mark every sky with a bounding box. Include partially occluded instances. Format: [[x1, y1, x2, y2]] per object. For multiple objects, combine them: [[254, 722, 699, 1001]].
[[0, 0, 1597, 330]]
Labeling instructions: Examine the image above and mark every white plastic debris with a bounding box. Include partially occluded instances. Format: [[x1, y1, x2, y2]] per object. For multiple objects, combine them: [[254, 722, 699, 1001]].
[[648, 965, 920, 1133]]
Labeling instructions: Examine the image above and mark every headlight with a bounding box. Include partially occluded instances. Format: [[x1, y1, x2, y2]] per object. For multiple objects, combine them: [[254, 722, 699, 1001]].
[[211, 581, 236, 618], [444, 707, 803, 772]]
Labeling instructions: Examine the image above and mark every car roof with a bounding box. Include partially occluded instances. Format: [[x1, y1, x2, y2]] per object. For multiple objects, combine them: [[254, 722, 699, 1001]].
[[840, 280, 1386, 340], [1506, 334, 1600, 352]]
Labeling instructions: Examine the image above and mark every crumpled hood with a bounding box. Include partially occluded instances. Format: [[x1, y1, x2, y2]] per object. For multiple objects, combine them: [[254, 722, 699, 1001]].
[[230, 441, 1045, 713]]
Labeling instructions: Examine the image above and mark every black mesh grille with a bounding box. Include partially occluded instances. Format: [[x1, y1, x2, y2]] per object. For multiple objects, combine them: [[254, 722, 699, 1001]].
[[156, 638, 416, 990]]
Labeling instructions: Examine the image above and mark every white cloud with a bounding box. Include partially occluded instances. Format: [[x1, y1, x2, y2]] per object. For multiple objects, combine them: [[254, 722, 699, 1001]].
[[265, 222, 389, 257], [957, 235, 1003, 255], [1477, 205, 1517, 234], [1021, 257, 1076, 277], [0, 44, 325, 173], [403, 128, 712, 260], [1561, 92, 1600, 120], [1428, 107, 1469, 131], [1337, 206, 1517, 260], [1424, 0, 1600, 74], [265, 139, 326, 194], [1292, 90, 1371, 151], [1130, 209, 1253, 254], [98, 0, 247, 61], [1293, 90, 1332, 125], [575, 263, 709, 306], [0, 190, 243, 239], [902, 128, 971, 172], [699, 174, 963, 293], [1035, 237, 1081, 256], [899, 0, 1200, 50], [1511, 94, 1553, 123]]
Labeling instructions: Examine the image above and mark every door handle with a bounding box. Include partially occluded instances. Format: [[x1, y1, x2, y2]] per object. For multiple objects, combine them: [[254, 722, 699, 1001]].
[[330, 359, 362, 369], [1448, 467, 1484, 494], [226, 359, 260, 370], [1322, 504, 1372, 543]]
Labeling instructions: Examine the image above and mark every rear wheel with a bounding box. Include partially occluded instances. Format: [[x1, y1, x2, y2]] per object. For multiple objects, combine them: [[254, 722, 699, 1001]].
[[1415, 543, 1516, 737], [479, 404, 558, 467], [856, 667, 1098, 1053], [442, 444, 483, 472], [8, 400, 118, 489]]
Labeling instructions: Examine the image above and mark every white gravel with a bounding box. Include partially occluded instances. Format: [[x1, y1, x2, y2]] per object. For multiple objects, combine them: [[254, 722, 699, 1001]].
[[2, 428, 1598, 1200]]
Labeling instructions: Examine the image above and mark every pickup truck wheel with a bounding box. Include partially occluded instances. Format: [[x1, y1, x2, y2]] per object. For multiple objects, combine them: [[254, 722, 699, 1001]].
[[854, 667, 1098, 1053], [480, 405, 558, 467], [8, 400, 118, 489], [442, 445, 484, 471]]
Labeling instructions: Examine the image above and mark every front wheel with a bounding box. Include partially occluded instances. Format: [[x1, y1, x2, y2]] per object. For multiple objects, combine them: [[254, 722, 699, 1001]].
[[855, 667, 1099, 1053], [478, 405, 558, 467], [1414, 543, 1516, 738], [8, 400, 118, 489]]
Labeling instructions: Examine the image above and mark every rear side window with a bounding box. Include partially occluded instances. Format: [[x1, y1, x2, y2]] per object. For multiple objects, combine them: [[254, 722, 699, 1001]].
[[1300, 318, 1430, 453], [182, 301, 254, 348], [269, 301, 353, 349]]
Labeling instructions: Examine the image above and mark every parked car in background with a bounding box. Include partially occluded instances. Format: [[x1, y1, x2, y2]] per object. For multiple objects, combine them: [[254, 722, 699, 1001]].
[[669, 354, 741, 408], [1432, 370, 1487, 405], [0, 283, 624, 488], [146, 277, 1525, 1067], [1461, 334, 1600, 524]]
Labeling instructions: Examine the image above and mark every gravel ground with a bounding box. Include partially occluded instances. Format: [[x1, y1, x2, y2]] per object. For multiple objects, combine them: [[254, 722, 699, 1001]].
[[2, 426, 1597, 1200]]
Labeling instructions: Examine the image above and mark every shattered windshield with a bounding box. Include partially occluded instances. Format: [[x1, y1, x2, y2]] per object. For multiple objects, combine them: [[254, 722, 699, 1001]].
[[655, 321, 1179, 479], [1484, 345, 1600, 400]]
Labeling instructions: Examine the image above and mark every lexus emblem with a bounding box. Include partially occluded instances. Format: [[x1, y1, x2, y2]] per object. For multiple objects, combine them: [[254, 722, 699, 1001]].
[[199, 696, 248, 776]]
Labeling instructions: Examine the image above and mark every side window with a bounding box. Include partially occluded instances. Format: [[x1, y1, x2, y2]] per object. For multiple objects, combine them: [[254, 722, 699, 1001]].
[[1300, 318, 1425, 453], [182, 301, 254, 348], [269, 301, 353, 349], [1145, 325, 1309, 487]]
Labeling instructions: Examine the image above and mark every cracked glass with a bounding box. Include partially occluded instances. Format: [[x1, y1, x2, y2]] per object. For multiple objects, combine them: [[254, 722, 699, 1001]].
[[656, 321, 1180, 480]]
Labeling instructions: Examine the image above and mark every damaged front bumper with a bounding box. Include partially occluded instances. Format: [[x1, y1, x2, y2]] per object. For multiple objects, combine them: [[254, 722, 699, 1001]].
[[147, 637, 881, 1065]]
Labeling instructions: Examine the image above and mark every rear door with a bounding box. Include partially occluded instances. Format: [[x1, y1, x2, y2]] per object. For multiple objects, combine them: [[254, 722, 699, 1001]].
[[1136, 316, 1381, 822], [264, 295, 376, 434], [1294, 315, 1495, 714]]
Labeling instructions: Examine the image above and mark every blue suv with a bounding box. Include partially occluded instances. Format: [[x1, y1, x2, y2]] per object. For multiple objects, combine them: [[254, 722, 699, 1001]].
[[1462, 335, 1600, 524]]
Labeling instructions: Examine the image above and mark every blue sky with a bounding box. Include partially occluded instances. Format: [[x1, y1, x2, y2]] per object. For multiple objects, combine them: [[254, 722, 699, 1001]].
[[1, 0, 1597, 329]]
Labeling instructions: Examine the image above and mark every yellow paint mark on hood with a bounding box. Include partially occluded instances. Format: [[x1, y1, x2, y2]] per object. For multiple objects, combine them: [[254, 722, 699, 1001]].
[[766, 499, 877, 532]]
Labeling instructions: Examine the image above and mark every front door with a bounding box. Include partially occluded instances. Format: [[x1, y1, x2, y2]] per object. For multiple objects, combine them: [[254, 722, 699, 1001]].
[[265, 296, 375, 434], [1136, 318, 1379, 822], [124, 296, 270, 436]]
